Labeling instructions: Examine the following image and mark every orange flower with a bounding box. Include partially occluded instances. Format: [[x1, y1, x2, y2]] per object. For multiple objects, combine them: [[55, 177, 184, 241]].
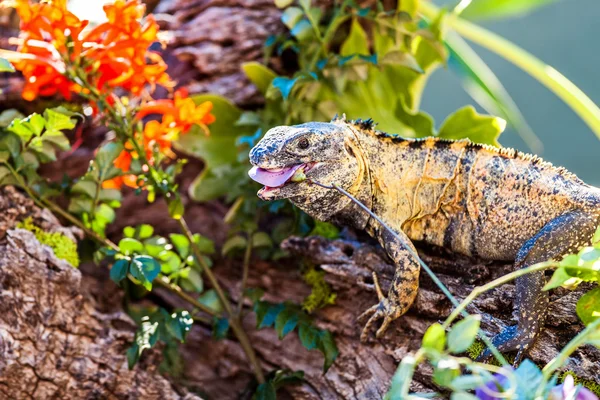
[[136, 88, 216, 134], [10, 0, 173, 101]]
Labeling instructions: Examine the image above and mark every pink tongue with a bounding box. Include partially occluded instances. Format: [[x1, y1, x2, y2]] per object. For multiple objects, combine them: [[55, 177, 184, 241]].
[[248, 164, 303, 187]]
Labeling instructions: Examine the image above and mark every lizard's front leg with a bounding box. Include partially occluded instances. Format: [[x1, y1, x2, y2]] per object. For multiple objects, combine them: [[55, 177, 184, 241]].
[[359, 229, 420, 341]]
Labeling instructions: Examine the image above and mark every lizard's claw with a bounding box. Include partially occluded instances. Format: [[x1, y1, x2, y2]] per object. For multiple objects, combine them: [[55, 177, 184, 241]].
[[358, 272, 397, 342]]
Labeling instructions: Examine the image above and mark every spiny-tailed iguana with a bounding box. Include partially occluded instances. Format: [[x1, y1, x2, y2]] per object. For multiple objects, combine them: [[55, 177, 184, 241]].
[[247, 116, 600, 360]]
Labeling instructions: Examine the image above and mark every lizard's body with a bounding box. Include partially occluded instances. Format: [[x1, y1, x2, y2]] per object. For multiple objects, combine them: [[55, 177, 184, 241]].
[[248, 118, 600, 359]]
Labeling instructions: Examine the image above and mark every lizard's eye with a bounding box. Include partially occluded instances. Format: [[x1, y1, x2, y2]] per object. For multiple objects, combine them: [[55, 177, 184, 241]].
[[297, 137, 310, 150]]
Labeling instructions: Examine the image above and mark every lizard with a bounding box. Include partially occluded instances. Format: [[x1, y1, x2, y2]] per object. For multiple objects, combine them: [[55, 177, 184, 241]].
[[247, 116, 600, 361]]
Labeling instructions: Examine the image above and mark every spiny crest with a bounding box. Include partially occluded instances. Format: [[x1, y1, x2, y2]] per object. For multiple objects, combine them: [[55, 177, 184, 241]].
[[331, 114, 378, 132]]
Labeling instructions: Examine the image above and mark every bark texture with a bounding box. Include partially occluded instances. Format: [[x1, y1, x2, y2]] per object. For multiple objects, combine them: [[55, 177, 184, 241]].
[[0, 187, 201, 400]]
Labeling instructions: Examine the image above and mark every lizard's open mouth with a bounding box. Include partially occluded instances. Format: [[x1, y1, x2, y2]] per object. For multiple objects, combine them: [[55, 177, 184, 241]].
[[248, 162, 318, 200]]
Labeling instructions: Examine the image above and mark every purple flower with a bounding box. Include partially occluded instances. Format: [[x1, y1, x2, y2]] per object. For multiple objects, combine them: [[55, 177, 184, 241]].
[[475, 369, 512, 400], [549, 375, 599, 400]]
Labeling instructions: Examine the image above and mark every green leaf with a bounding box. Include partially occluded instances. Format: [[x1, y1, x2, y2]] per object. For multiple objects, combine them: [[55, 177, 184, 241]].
[[71, 180, 97, 198], [384, 355, 417, 400], [119, 238, 144, 255], [256, 302, 285, 329], [188, 164, 248, 202], [299, 323, 319, 350], [577, 287, 600, 326], [317, 330, 338, 371], [181, 269, 204, 293], [137, 225, 154, 239], [437, 106, 505, 146], [271, 76, 300, 101], [212, 317, 230, 340], [0, 109, 25, 128], [222, 235, 247, 256], [24, 113, 45, 136], [395, 101, 435, 138], [433, 357, 460, 387], [275, 307, 299, 339], [43, 108, 76, 132], [274, 0, 293, 8], [0, 166, 11, 185], [253, 382, 276, 400], [242, 62, 277, 95], [447, 315, 480, 354], [543, 267, 575, 290], [251, 232, 273, 249], [450, 393, 480, 400], [461, 0, 558, 21], [0, 57, 15, 72], [8, 119, 34, 142], [281, 7, 303, 30], [166, 310, 193, 342], [170, 233, 190, 259], [340, 19, 369, 56], [449, 375, 487, 391], [130, 255, 161, 289], [422, 323, 446, 352], [110, 259, 129, 284], [398, 0, 418, 16], [193, 233, 215, 255], [95, 142, 123, 181], [198, 289, 223, 313], [291, 19, 313, 41]]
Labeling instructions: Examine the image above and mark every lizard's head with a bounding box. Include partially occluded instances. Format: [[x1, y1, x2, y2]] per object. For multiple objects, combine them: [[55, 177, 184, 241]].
[[248, 121, 367, 220]]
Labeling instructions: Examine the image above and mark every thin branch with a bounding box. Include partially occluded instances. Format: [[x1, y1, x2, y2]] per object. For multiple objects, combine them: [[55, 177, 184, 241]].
[[237, 230, 253, 316]]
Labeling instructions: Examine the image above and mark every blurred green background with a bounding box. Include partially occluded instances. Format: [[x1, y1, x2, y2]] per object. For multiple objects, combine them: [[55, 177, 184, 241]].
[[425, 0, 600, 184]]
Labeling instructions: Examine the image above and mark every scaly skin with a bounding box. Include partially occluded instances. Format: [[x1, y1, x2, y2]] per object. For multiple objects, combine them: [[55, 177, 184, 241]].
[[248, 117, 600, 359]]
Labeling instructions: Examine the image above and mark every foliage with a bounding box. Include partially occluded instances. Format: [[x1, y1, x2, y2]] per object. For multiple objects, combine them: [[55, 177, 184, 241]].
[[127, 308, 193, 369], [302, 265, 337, 313], [253, 370, 305, 400], [247, 288, 339, 371], [17, 217, 80, 267]]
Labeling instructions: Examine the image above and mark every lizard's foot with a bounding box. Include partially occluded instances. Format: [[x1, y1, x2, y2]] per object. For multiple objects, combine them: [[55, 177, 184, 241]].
[[477, 325, 536, 365], [358, 272, 400, 342]]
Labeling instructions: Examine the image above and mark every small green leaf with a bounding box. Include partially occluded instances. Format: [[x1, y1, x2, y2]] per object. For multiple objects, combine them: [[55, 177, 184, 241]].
[[274, 0, 293, 8], [281, 7, 303, 29], [123, 226, 136, 238], [340, 19, 369, 56], [275, 307, 299, 339], [198, 289, 223, 313], [317, 330, 338, 371], [299, 323, 319, 350], [447, 315, 480, 354], [438, 106, 505, 146], [110, 259, 129, 283], [24, 113, 45, 136], [222, 235, 247, 256], [0, 109, 24, 128], [253, 382, 276, 400], [450, 393, 479, 400], [256, 302, 285, 329], [127, 344, 140, 369], [291, 19, 313, 41], [170, 233, 191, 259], [384, 355, 417, 400], [213, 317, 230, 340], [433, 358, 460, 387], [181, 269, 204, 293], [166, 310, 193, 342], [242, 62, 277, 95], [71, 180, 97, 198], [422, 323, 446, 352], [251, 232, 273, 249], [271, 77, 300, 101], [543, 267, 576, 290], [0, 58, 15, 73], [137, 224, 154, 239], [130, 255, 161, 289], [450, 375, 487, 391], [119, 238, 144, 255], [577, 287, 600, 326], [43, 108, 76, 132]]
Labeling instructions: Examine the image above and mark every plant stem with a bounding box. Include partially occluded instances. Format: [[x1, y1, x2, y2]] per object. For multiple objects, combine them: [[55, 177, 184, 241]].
[[442, 261, 555, 329], [419, 2, 600, 141], [541, 317, 600, 379], [177, 217, 265, 383], [237, 230, 253, 316]]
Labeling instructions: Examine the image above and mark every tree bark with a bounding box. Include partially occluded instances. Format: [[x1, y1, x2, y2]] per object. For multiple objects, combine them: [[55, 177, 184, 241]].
[[0, 187, 201, 400]]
